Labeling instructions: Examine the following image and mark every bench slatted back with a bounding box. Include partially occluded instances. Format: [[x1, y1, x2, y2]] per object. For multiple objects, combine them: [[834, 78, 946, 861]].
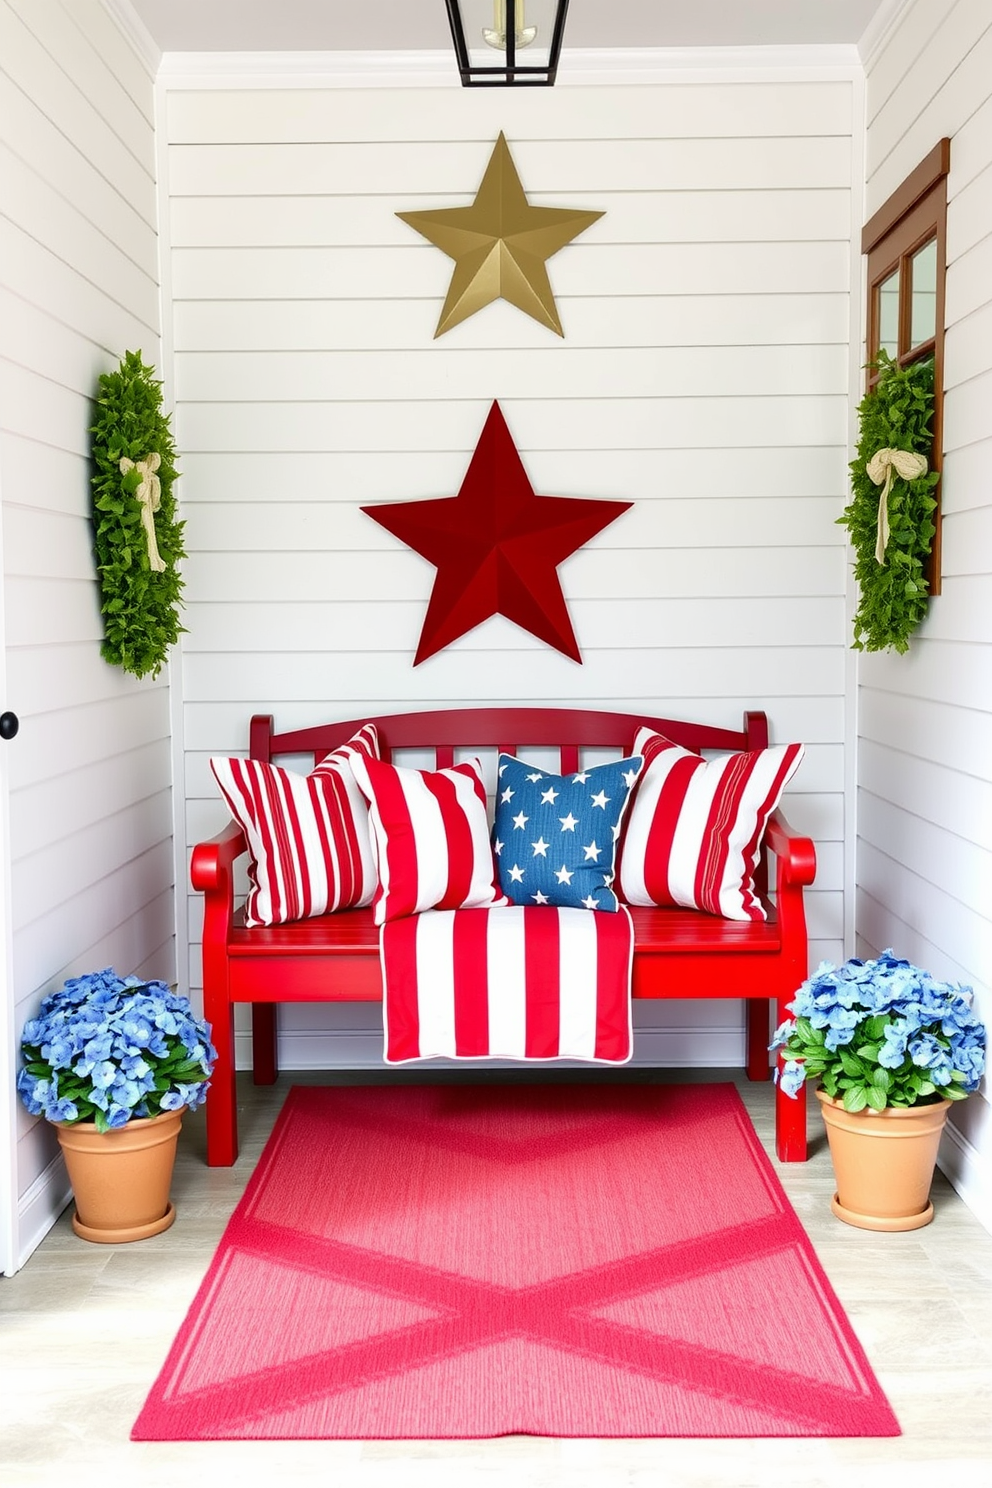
[[250, 707, 770, 773], [248, 708, 774, 903]]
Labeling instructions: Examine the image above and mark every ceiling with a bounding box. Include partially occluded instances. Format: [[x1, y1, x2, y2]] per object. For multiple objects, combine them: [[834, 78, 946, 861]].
[[127, 0, 893, 56]]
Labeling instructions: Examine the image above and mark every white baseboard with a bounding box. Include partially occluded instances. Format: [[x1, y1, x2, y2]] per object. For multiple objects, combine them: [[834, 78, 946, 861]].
[[13, 1154, 72, 1275], [938, 1120, 992, 1237], [235, 1028, 746, 1071]]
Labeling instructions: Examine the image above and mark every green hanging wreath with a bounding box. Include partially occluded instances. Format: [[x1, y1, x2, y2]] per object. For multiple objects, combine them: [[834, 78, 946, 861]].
[[838, 351, 939, 654], [90, 350, 186, 680]]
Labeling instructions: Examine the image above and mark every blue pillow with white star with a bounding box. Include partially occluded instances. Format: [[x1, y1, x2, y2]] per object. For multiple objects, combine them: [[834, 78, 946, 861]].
[[492, 753, 644, 912]]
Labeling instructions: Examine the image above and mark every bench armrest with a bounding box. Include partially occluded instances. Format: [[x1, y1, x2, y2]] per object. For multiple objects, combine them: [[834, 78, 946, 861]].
[[764, 807, 816, 887], [191, 820, 247, 894]]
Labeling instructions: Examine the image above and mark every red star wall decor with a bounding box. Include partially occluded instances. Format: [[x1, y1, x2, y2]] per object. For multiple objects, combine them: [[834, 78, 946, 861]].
[[362, 402, 631, 666]]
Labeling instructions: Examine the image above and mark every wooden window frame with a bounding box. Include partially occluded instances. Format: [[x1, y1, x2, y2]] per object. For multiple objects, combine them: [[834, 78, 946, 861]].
[[861, 139, 949, 593]]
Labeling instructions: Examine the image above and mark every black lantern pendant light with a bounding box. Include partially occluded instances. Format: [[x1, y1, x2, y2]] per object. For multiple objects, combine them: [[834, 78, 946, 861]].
[[444, 1, 570, 86]]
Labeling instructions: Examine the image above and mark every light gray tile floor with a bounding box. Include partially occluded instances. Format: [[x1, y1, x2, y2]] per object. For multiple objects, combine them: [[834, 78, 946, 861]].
[[2, 1069, 990, 1487]]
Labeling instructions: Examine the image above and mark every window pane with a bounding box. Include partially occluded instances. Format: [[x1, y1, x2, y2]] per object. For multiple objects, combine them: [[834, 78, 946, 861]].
[[910, 238, 937, 347], [877, 270, 900, 357]]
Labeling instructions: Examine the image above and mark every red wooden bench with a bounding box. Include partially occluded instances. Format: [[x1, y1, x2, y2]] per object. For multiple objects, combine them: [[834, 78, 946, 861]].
[[192, 707, 815, 1167]]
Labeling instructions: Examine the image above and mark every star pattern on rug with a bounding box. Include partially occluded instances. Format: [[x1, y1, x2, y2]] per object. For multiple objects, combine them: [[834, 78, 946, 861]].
[[362, 401, 631, 665], [397, 132, 603, 337]]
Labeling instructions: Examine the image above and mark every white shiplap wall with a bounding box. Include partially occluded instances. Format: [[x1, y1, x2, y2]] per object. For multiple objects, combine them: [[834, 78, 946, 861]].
[[0, 0, 173, 1271], [164, 70, 859, 1072], [863, 0, 992, 1225]]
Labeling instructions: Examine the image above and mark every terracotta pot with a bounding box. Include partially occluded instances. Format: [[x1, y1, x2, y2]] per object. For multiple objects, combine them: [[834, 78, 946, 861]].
[[815, 1089, 951, 1232], [55, 1107, 184, 1243]]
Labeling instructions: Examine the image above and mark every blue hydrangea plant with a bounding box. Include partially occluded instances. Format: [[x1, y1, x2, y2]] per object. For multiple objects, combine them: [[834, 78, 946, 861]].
[[18, 969, 217, 1132], [770, 950, 986, 1112]]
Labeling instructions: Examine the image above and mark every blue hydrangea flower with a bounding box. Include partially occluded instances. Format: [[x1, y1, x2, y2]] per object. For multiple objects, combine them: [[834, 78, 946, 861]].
[[769, 950, 986, 1106], [17, 969, 216, 1131]]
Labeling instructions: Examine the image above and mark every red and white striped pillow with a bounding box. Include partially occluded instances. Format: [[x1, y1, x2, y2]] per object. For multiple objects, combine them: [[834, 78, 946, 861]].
[[350, 753, 508, 925], [616, 727, 805, 921], [209, 724, 379, 927]]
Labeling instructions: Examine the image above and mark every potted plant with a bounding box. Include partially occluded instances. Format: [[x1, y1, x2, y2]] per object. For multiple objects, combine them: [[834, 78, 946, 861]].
[[771, 950, 986, 1231], [17, 969, 216, 1243]]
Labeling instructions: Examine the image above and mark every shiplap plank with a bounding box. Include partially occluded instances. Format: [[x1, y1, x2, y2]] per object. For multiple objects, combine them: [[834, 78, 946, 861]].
[[0, 73, 156, 273], [179, 445, 848, 504], [944, 296, 992, 391], [181, 545, 844, 612], [169, 187, 852, 249], [865, 0, 952, 130], [2, 504, 97, 582], [856, 841, 992, 974], [171, 241, 850, 302], [941, 505, 992, 574], [857, 738, 991, 849], [13, 843, 175, 1000], [946, 84, 992, 197], [859, 635, 991, 711], [63, 0, 156, 121], [0, 358, 91, 456], [0, 142, 159, 329], [858, 790, 992, 919], [943, 362, 992, 453], [911, 575, 992, 643], [942, 435, 992, 515], [183, 495, 844, 555], [180, 645, 846, 707], [858, 689, 992, 782], [948, 160, 992, 266], [0, 285, 115, 398], [166, 81, 855, 145], [5, 690, 172, 793], [866, 1, 992, 190], [11, 763, 172, 873], [4, 577, 101, 647], [173, 345, 849, 404], [0, 3, 155, 225], [0, 218, 158, 357], [0, 434, 89, 518], [5, 641, 167, 717], [945, 233, 992, 336], [180, 596, 844, 656], [172, 293, 852, 353], [7, 0, 153, 160], [855, 897, 986, 1001], [175, 396, 848, 455], [167, 135, 854, 198]]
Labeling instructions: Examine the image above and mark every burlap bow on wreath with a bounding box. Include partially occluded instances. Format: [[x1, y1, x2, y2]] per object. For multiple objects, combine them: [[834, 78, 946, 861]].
[[119, 452, 167, 572], [865, 446, 929, 564]]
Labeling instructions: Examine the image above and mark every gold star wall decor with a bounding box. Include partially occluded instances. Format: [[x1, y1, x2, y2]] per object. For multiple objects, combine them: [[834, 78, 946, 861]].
[[397, 132, 603, 338]]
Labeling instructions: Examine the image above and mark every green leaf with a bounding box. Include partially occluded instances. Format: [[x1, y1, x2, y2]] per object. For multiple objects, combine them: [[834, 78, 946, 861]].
[[843, 1085, 870, 1113], [865, 1084, 888, 1111]]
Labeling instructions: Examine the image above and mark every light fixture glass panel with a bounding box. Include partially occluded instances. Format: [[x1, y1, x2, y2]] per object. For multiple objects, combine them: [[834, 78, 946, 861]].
[[460, 0, 556, 71], [910, 238, 938, 347], [877, 270, 900, 358]]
